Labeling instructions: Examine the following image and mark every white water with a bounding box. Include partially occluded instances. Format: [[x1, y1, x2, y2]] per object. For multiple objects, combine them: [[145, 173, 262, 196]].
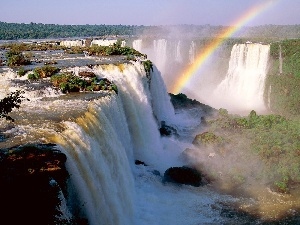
[[189, 41, 196, 64], [133, 39, 142, 53], [0, 60, 239, 224], [55, 96, 135, 225], [52, 62, 234, 224], [149, 65, 175, 125], [213, 43, 270, 113], [175, 40, 183, 63], [153, 39, 167, 75]]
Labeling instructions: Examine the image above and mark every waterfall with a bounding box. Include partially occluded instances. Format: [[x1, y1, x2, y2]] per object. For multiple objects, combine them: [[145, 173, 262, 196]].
[[92, 62, 166, 166], [53, 97, 135, 225], [35, 61, 175, 225], [188, 41, 196, 64], [213, 43, 270, 113], [279, 44, 283, 74], [132, 39, 142, 53], [175, 40, 183, 63], [153, 39, 167, 74], [150, 65, 175, 125]]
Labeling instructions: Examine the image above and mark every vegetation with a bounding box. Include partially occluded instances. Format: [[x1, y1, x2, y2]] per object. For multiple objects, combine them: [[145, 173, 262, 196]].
[[1, 41, 145, 64], [50, 72, 118, 94], [5, 49, 30, 67], [204, 109, 300, 193], [142, 60, 153, 77], [0, 90, 27, 121], [86, 40, 145, 58], [266, 39, 300, 117], [1, 22, 300, 40]]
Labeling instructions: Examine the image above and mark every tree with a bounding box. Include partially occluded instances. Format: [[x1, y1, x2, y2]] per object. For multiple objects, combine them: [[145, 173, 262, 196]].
[[0, 90, 27, 121]]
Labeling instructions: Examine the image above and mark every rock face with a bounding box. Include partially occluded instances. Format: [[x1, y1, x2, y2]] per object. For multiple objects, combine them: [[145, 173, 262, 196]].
[[0, 144, 71, 225], [159, 121, 178, 137], [163, 166, 202, 187]]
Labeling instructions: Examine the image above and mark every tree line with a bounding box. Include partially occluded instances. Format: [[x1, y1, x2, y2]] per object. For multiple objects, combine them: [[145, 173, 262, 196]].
[[1, 22, 300, 40], [0, 22, 146, 40]]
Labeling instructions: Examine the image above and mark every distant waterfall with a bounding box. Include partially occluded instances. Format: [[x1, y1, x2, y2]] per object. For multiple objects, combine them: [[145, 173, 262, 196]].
[[175, 41, 183, 63], [214, 43, 270, 113], [188, 41, 196, 64], [133, 39, 142, 53], [153, 39, 167, 73]]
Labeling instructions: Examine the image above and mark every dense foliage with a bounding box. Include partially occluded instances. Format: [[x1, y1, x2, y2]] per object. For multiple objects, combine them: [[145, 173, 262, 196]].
[[0, 22, 142, 40], [1, 22, 300, 40], [50, 72, 118, 94], [265, 39, 300, 117], [204, 109, 300, 193], [5, 49, 30, 67]]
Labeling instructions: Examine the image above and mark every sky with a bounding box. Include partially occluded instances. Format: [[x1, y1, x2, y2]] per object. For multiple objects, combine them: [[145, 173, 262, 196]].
[[0, 0, 299, 26]]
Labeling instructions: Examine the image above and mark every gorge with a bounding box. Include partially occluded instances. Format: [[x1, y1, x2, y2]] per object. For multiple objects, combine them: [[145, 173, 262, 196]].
[[1, 37, 300, 224]]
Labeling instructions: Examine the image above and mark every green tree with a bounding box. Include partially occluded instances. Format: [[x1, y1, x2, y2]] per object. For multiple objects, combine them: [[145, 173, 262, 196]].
[[0, 90, 27, 121]]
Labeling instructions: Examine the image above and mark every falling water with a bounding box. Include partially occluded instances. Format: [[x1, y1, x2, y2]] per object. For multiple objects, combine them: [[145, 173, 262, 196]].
[[188, 41, 196, 64], [175, 40, 183, 63], [213, 43, 270, 113], [153, 39, 167, 74], [132, 39, 142, 53], [149, 64, 175, 125]]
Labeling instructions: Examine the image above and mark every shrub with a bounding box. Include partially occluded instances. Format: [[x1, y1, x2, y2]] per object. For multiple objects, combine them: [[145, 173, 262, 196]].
[[28, 73, 40, 80], [18, 67, 27, 76], [6, 52, 30, 67], [33, 65, 60, 78], [142, 60, 153, 75]]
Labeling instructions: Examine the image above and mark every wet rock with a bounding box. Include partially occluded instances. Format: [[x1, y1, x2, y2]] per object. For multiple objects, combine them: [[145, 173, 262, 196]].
[[163, 166, 202, 187], [0, 143, 71, 225], [135, 159, 148, 166], [159, 121, 178, 137]]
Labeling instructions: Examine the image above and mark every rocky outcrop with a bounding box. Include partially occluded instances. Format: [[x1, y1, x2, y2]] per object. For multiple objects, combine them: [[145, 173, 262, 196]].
[[163, 166, 202, 187], [0, 144, 74, 225], [159, 121, 178, 137]]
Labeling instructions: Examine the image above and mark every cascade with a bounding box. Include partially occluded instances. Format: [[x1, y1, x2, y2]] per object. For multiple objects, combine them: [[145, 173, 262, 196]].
[[52, 95, 136, 225], [92, 62, 166, 166], [0, 61, 177, 225], [188, 41, 196, 64], [132, 39, 142, 53], [175, 40, 183, 63], [213, 43, 270, 113], [149, 64, 175, 125], [153, 39, 167, 74]]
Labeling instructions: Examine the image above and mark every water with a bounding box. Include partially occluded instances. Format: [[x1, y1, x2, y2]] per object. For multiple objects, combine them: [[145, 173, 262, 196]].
[[3, 48, 294, 224], [0, 59, 239, 224], [129, 39, 270, 114], [213, 43, 270, 113]]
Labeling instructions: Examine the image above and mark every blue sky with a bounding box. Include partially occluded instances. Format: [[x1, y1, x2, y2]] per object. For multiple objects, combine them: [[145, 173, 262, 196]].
[[0, 0, 299, 26]]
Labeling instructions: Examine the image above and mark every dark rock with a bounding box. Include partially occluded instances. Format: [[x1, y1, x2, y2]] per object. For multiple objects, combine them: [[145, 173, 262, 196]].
[[135, 159, 148, 166], [159, 121, 178, 137], [163, 166, 202, 187], [0, 143, 71, 225]]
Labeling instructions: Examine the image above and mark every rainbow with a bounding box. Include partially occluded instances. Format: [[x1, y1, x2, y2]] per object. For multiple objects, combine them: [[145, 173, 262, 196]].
[[171, 0, 278, 94]]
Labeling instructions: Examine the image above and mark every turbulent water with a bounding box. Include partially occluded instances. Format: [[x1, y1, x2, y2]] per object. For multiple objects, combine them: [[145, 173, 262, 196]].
[[1, 40, 287, 224], [0, 60, 242, 224]]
